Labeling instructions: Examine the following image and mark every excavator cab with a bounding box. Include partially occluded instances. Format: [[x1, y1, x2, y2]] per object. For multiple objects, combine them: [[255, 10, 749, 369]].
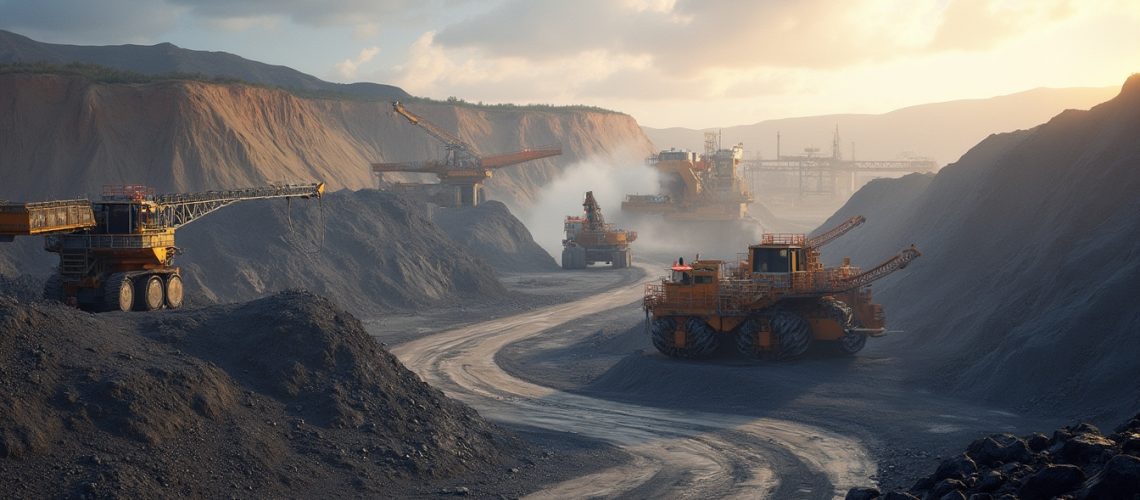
[[749, 245, 807, 274]]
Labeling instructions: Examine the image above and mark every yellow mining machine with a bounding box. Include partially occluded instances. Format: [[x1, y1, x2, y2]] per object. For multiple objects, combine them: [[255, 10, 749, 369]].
[[0, 183, 324, 312], [643, 215, 921, 359], [562, 191, 637, 269], [372, 101, 563, 207], [622, 132, 753, 222]]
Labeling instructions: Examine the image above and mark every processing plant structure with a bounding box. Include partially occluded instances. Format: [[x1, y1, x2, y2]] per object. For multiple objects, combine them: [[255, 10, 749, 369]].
[[562, 191, 637, 270], [0, 183, 324, 312], [622, 132, 753, 223], [372, 101, 563, 207], [643, 215, 921, 359]]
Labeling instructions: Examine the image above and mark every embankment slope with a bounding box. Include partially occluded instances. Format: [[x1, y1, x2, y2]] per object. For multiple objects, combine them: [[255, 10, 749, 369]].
[[818, 75, 1140, 423]]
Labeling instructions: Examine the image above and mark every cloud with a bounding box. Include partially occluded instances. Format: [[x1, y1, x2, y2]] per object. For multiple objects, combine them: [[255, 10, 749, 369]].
[[928, 0, 1077, 51], [0, 0, 184, 43], [167, 0, 433, 27], [333, 45, 381, 80]]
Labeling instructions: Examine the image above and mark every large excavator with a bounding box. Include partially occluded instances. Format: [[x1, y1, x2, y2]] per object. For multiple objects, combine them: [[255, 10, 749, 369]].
[[372, 101, 563, 207], [643, 215, 920, 359], [0, 183, 324, 312], [561, 191, 637, 269]]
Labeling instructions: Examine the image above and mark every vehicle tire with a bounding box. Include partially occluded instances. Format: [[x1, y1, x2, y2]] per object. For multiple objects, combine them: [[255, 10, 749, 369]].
[[735, 316, 768, 359], [769, 308, 812, 360], [573, 246, 587, 269], [561, 247, 575, 270], [137, 275, 164, 311], [649, 317, 679, 357], [650, 316, 718, 358], [165, 274, 184, 309], [612, 250, 628, 269], [819, 298, 866, 355], [103, 273, 133, 312], [43, 274, 64, 302]]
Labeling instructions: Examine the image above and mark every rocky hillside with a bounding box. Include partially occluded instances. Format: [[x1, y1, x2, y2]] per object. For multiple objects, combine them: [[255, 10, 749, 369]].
[[818, 74, 1140, 423], [645, 86, 1117, 166], [847, 415, 1140, 500], [0, 189, 562, 318], [0, 72, 655, 208], [0, 291, 525, 497], [0, 29, 408, 100]]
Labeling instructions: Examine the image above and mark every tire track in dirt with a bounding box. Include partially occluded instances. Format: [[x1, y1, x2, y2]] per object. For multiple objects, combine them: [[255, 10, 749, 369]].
[[392, 263, 876, 498]]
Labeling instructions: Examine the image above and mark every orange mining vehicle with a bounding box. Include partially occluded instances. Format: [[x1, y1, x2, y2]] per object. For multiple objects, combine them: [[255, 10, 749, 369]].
[[562, 191, 637, 269], [0, 183, 324, 312], [643, 215, 921, 359], [622, 133, 753, 223]]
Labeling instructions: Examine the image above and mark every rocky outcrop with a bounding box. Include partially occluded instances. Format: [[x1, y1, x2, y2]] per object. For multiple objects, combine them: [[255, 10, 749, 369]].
[[847, 414, 1140, 500], [0, 291, 523, 497], [817, 75, 1140, 421], [0, 73, 654, 207]]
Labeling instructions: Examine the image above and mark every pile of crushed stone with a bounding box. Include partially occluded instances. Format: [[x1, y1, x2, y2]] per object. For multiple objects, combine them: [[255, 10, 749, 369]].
[[817, 75, 1140, 422], [846, 414, 1140, 500], [0, 291, 524, 497], [432, 201, 558, 273]]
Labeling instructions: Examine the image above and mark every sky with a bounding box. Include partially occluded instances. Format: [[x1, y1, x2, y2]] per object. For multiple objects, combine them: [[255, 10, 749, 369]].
[[2, 0, 1138, 129]]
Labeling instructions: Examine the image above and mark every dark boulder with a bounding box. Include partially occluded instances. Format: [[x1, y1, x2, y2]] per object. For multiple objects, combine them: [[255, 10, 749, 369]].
[[967, 434, 1033, 467], [1025, 433, 1050, 453], [845, 486, 880, 500], [1077, 454, 1140, 500], [934, 454, 979, 481], [1118, 434, 1140, 456], [1017, 464, 1085, 500], [883, 492, 919, 500], [975, 469, 1006, 492], [1059, 433, 1117, 466], [929, 478, 966, 499]]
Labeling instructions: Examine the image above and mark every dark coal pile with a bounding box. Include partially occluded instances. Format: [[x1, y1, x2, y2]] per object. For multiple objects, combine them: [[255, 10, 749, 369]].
[[847, 414, 1140, 500], [817, 75, 1140, 422], [0, 290, 526, 498], [432, 201, 558, 273], [174, 189, 507, 316]]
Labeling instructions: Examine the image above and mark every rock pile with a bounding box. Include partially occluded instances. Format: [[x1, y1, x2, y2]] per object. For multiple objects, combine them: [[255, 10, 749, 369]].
[[847, 414, 1140, 500], [0, 291, 524, 497]]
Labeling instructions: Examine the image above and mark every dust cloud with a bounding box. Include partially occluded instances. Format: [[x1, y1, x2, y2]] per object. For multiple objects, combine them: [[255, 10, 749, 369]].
[[515, 150, 660, 259]]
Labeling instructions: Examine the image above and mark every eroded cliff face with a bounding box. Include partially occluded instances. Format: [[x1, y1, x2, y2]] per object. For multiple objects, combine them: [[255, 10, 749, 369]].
[[0, 74, 654, 205]]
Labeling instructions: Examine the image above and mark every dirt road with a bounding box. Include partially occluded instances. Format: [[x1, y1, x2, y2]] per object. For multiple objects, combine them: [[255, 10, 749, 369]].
[[391, 264, 875, 498]]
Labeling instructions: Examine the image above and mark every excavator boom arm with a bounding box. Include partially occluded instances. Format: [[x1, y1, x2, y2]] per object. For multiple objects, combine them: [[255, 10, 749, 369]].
[[391, 101, 481, 158], [807, 215, 866, 248], [154, 183, 325, 228], [827, 245, 921, 292]]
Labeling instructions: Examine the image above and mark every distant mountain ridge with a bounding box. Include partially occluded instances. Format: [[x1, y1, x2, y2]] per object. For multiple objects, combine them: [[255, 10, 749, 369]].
[[644, 86, 1119, 166], [0, 29, 409, 100]]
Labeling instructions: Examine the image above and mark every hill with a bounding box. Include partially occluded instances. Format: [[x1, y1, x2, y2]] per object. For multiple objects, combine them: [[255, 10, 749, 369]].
[[818, 74, 1140, 424], [0, 29, 408, 100], [0, 291, 547, 497], [644, 86, 1118, 167], [0, 72, 653, 209]]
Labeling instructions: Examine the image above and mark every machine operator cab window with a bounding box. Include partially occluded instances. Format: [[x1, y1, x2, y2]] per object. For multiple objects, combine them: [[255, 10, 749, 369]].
[[750, 245, 803, 274]]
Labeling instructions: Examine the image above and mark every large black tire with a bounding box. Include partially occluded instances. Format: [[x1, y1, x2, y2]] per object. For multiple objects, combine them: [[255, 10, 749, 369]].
[[43, 274, 64, 303], [137, 275, 164, 311], [561, 246, 586, 270], [165, 274, 184, 309], [612, 250, 628, 269], [823, 298, 867, 355], [735, 316, 768, 359], [103, 273, 133, 312], [770, 309, 812, 359], [738, 309, 812, 360], [650, 316, 718, 358]]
